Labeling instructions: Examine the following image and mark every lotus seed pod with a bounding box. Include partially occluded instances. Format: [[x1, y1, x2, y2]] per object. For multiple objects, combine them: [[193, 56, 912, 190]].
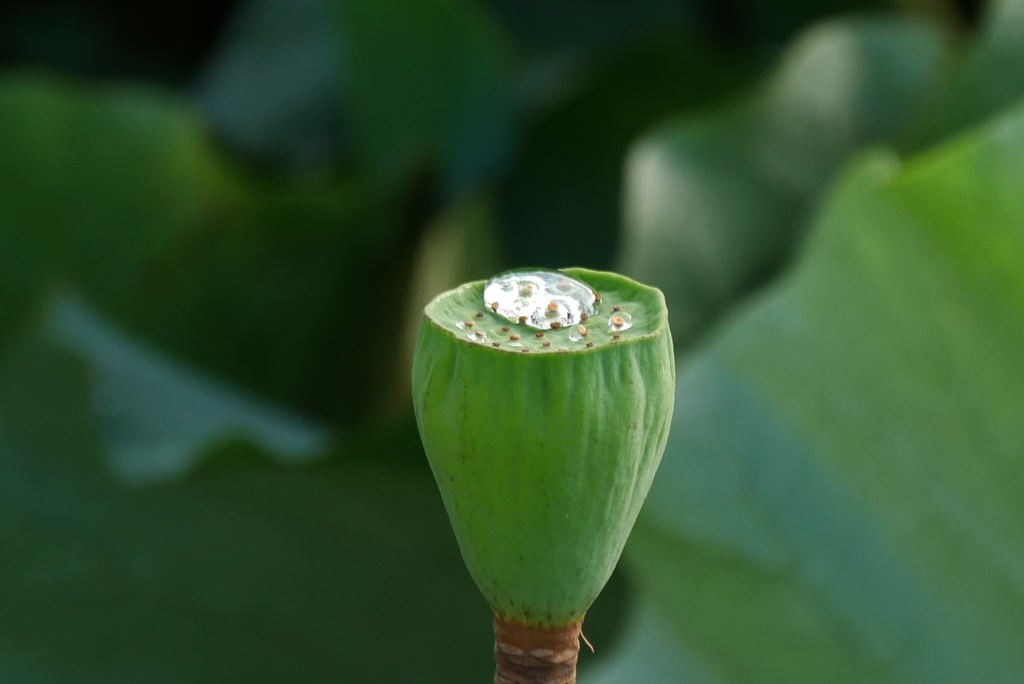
[[411, 268, 675, 684]]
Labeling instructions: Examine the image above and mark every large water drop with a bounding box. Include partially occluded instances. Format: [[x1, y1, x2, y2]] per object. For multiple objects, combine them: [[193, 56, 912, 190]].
[[483, 270, 598, 330]]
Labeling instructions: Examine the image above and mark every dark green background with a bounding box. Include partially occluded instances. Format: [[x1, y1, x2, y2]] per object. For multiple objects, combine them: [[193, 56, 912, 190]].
[[2, 0, 1023, 681]]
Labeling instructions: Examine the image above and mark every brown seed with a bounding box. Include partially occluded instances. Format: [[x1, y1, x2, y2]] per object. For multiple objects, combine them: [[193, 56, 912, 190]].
[[510, 333, 521, 341], [611, 315, 625, 327], [475, 312, 484, 318], [502, 326, 510, 332], [582, 313, 591, 322], [613, 334, 621, 339], [586, 342, 594, 347], [578, 326, 588, 336], [613, 305, 621, 311], [492, 342, 500, 347], [491, 302, 499, 312], [535, 332, 544, 338], [521, 348, 529, 353], [542, 341, 551, 347], [465, 320, 475, 327], [547, 301, 559, 312], [593, 290, 602, 303], [518, 316, 528, 325], [550, 322, 562, 329]]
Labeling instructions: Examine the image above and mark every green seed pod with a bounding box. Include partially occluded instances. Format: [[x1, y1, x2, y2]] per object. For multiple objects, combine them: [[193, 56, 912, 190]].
[[412, 268, 674, 683]]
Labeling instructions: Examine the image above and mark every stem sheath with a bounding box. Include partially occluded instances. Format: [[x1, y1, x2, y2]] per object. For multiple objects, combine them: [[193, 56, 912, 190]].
[[493, 616, 583, 684]]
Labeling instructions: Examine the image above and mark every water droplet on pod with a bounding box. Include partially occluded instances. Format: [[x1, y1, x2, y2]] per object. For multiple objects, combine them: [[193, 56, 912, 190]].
[[483, 270, 599, 330]]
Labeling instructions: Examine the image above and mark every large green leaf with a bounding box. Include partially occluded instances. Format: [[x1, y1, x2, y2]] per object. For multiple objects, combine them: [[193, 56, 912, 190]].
[[620, 105, 1024, 682], [0, 328, 496, 683], [618, 18, 948, 349]]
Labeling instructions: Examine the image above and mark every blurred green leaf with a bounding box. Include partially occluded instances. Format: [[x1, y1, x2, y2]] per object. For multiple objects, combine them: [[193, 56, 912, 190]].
[[588, 599, 724, 684], [626, 105, 1024, 682], [497, 35, 757, 271], [48, 296, 328, 484], [0, 72, 241, 314], [0, 74, 413, 424], [196, 0, 348, 168], [906, 0, 1024, 148], [335, 0, 513, 193], [0, 328, 494, 683], [618, 18, 949, 348], [484, 0, 691, 53]]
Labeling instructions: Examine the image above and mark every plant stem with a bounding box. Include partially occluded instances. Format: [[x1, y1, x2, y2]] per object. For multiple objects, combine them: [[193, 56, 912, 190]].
[[493, 616, 584, 684]]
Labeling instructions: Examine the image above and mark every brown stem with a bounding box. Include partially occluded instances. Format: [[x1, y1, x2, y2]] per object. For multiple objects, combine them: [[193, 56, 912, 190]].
[[493, 616, 584, 684]]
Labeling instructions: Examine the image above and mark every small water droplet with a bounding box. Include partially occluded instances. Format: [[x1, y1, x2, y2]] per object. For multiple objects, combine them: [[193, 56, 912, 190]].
[[483, 270, 599, 330], [609, 312, 633, 331]]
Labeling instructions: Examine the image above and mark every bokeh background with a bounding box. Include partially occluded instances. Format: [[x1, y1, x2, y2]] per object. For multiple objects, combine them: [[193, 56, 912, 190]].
[[2, 0, 1024, 681]]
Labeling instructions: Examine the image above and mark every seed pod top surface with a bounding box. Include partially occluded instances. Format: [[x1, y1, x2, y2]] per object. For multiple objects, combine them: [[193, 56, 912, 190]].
[[412, 268, 674, 628]]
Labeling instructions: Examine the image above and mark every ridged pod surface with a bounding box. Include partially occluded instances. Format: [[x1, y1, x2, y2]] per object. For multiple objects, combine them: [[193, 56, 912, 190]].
[[412, 268, 675, 636]]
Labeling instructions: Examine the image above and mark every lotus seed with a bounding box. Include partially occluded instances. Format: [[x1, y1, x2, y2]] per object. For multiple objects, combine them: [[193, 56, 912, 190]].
[[542, 341, 551, 347], [466, 320, 475, 327], [613, 305, 621, 311], [510, 333, 521, 341], [609, 311, 633, 331], [548, 302, 559, 312], [551, 322, 562, 329], [491, 302, 499, 312], [586, 342, 594, 347], [476, 312, 485, 318], [578, 326, 588, 336]]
